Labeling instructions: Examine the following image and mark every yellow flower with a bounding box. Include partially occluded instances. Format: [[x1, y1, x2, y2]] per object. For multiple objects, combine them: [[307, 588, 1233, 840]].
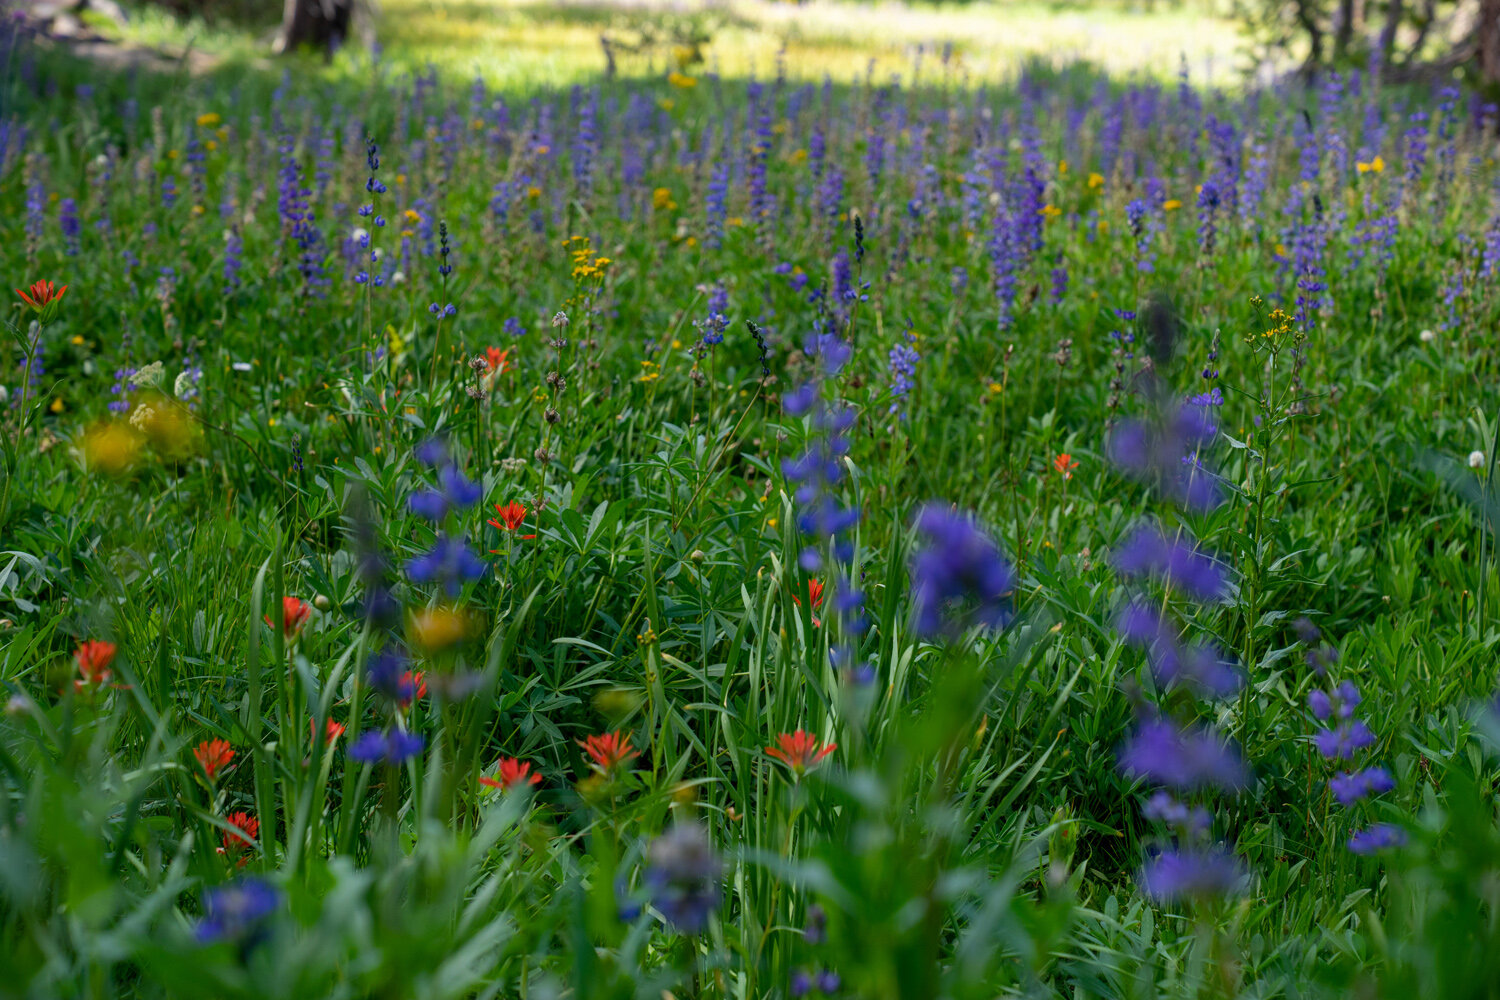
[[1088, 172, 1104, 189], [396, 173, 406, 185], [726, 216, 744, 227], [1041, 204, 1062, 220], [1273, 243, 1287, 257], [1097, 219, 1109, 233], [534, 144, 551, 156], [191, 204, 205, 216], [671, 339, 682, 349], [471, 118, 485, 131], [659, 98, 675, 112], [668, 70, 697, 89], [167, 150, 178, 160], [685, 236, 697, 247], [71, 335, 85, 345], [1356, 155, 1385, 174], [408, 606, 471, 652], [81, 421, 144, 476], [527, 185, 541, 200], [1163, 199, 1182, 211], [49, 398, 64, 413], [215, 126, 229, 141], [196, 112, 221, 128], [653, 187, 675, 210], [404, 208, 422, 224], [788, 148, 808, 165], [205, 140, 217, 151], [1058, 159, 1069, 175]]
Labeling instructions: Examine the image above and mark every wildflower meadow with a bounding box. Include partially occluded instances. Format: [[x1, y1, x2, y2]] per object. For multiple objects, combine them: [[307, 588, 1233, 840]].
[[6, 3, 1500, 997]]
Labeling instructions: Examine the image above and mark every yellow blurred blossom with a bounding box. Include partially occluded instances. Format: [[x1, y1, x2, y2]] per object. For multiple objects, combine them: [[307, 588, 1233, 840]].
[[81, 421, 144, 476], [1088, 172, 1104, 189], [1163, 199, 1182, 211], [196, 113, 221, 128]]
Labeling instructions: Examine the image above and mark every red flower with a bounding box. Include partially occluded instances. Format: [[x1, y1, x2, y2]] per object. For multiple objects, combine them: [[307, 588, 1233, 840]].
[[74, 640, 117, 687], [766, 730, 836, 777], [16, 279, 67, 312], [484, 346, 513, 377], [479, 757, 542, 790], [265, 596, 312, 639], [194, 738, 235, 780], [311, 718, 346, 744], [792, 579, 825, 626], [1052, 453, 1079, 480], [399, 670, 427, 707], [579, 730, 639, 772], [219, 811, 260, 865], [487, 500, 537, 543]]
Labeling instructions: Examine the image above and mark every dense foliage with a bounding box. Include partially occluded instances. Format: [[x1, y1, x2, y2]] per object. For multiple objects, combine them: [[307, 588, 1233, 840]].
[[6, 27, 1500, 999]]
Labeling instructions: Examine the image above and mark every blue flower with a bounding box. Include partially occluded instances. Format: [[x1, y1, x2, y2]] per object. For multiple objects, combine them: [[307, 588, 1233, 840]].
[[1313, 720, 1376, 760], [407, 534, 488, 596], [1112, 525, 1228, 603], [196, 877, 280, 946], [1139, 846, 1244, 903], [909, 504, 1014, 638], [348, 729, 425, 765], [1329, 766, 1395, 805], [643, 824, 721, 934], [1347, 823, 1407, 855], [1119, 717, 1250, 792]]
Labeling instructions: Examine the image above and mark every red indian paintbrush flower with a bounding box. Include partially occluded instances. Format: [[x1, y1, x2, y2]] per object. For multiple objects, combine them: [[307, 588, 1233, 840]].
[[194, 738, 235, 781], [484, 346, 513, 377], [487, 500, 537, 546], [219, 811, 260, 866], [399, 670, 426, 707], [265, 596, 312, 639], [479, 757, 542, 790], [16, 279, 67, 313], [580, 730, 639, 772], [792, 579, 825, 626], [74, 640, 117, 687], [766, 730, 836, 777], [311, 718, 346, 744], [1052, 453, 1079, 480]]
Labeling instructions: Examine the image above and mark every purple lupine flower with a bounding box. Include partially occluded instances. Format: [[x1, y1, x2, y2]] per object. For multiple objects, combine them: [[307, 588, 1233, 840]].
[[1329, 766, 1396, 805], [1313, 720, 1376, 760], [407, 534, 487, 596], [887, 334, 920, 417], [643, 824, 721, 933], [196, 877, 280, 946], [1347, 824, 1407, 855], [1195, 179, 1220, 258], [1139, 846, 1245, 903], [1111, 525, 1228, 603], [348, 729, 425, 765], [1118, 717, 1250, 792], [908, 504, 1013, 638], [59, 197, 80, 256], [223, 227, 244, 292], [1142, 791, 1213, 836]]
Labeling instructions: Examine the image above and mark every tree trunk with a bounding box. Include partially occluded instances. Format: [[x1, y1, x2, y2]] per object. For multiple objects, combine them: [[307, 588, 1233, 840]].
[[277, 0, 353, 59], [1334, 0, 1356, 58], [1481, 0, 1500, 86], [1378, 0, 1403, 67]]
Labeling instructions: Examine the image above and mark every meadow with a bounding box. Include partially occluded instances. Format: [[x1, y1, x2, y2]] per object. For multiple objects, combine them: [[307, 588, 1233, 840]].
[[4, 1, 1500, 997]]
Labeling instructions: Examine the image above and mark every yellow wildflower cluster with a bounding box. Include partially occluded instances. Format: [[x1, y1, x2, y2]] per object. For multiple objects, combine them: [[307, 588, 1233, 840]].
[[564, 235, 612, 280], [667, 71, 697, 89], [1356, 156, 1385, 174], [653, 187, 677, 212], [638, 360, 660, 383]]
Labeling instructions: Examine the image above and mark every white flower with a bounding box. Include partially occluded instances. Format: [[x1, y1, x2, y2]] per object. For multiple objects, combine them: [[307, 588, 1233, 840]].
[[232, 361, 253, 372], [352, 226, 369, 243], [0, 385, 8, 405], [1470, 450, 1487, 470], [371, 247, 383, 262], [129, 361, 165, 389], [391, 270, 406, 285], [174, 371, 194, 398], [1420, 329, 1436, 343], [129, 404, 156, 430]]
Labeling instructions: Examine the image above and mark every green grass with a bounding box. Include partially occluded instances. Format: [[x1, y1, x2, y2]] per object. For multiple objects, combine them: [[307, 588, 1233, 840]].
[[1, 9, 1499, 1000]]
